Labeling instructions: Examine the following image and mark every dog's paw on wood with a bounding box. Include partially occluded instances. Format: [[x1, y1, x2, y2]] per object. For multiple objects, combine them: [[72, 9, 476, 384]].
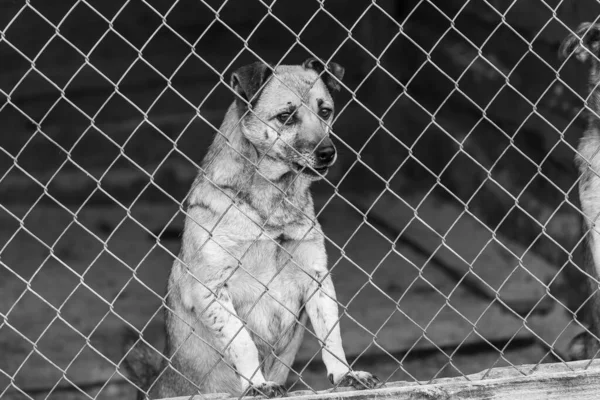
[[329, 371, 381, 390], [245, 382, 286, 398]]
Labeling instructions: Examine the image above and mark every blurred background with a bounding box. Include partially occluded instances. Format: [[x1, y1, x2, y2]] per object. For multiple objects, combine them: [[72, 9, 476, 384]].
[[1, 0, 599, 399]]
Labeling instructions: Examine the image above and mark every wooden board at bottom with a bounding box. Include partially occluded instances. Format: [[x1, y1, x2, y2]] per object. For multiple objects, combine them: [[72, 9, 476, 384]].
[[160, 359, 600, 400]]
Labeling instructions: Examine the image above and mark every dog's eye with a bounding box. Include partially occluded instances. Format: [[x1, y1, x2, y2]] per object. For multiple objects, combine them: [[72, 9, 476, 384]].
[[319, 108, 332, 119], [277, 113, 293, 125]]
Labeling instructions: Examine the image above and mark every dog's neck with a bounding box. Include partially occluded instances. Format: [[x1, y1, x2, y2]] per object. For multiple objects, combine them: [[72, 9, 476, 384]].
[[201, 102, 311, 205]]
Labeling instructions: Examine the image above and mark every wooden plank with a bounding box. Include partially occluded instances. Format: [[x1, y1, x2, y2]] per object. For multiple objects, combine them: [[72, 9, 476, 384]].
[[345, 191, 559, 315], [159, 359, 600, 400], [288, 343, 550, 392]]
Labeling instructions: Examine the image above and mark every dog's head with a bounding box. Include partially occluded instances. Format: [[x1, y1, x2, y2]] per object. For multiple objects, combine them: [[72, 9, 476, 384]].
[[230, 58, 344, 181], [560, 22, 600, 65]]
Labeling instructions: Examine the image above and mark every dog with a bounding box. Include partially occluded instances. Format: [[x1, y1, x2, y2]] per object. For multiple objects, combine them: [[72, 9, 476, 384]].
[[122, 58, 379, 399], [561, 23, 600, 360]]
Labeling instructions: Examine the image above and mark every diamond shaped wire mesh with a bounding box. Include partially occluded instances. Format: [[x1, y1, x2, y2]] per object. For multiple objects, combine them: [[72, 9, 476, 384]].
[[3, 0, 600, 399]]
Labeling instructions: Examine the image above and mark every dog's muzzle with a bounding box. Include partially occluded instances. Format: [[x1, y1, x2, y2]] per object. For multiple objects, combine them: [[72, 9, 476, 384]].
[[292, 143, 336, 177]]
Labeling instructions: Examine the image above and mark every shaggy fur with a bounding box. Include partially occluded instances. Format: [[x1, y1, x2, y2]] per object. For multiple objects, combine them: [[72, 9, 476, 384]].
[[561, 23, 600, 359], [122, 58, 379, 399]]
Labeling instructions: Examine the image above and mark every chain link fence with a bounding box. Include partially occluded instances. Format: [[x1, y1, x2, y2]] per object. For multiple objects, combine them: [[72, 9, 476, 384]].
[[2, 0, 600, 399]]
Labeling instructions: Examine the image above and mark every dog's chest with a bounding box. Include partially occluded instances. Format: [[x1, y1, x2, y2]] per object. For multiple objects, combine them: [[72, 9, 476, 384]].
[[228, 237, 316, 353], [230, 262, 304, 354]]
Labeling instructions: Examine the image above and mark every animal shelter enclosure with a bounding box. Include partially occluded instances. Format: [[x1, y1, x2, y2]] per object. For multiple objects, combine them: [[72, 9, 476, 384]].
[[2, 0, 600, 399]]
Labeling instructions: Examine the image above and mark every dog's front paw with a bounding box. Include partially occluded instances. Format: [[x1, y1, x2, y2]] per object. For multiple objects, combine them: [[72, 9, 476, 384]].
[[328, 371, 381, 390], [246, 381, 286, 398]]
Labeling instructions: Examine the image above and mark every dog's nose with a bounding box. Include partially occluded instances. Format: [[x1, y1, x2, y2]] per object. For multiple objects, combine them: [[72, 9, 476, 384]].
[[316, 145, 336, 164]]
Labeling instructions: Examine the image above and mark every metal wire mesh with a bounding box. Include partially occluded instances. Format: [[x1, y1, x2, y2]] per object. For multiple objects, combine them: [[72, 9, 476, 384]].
[[2, 0, 600, 399]]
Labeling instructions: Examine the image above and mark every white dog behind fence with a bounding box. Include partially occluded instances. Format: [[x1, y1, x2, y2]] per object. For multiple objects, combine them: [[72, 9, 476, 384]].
[[122, 58, 381, 399]]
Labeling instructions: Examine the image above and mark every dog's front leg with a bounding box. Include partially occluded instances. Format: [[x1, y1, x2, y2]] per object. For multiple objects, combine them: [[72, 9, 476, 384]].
[[187, 278, 285, 397], [305, 270, 380, 390]]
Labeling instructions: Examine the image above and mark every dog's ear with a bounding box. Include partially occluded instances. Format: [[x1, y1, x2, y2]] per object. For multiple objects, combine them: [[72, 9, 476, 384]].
[[230, 62, 273, 107], [302, 57, 345, 93], [560, 22, 600, 63]]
